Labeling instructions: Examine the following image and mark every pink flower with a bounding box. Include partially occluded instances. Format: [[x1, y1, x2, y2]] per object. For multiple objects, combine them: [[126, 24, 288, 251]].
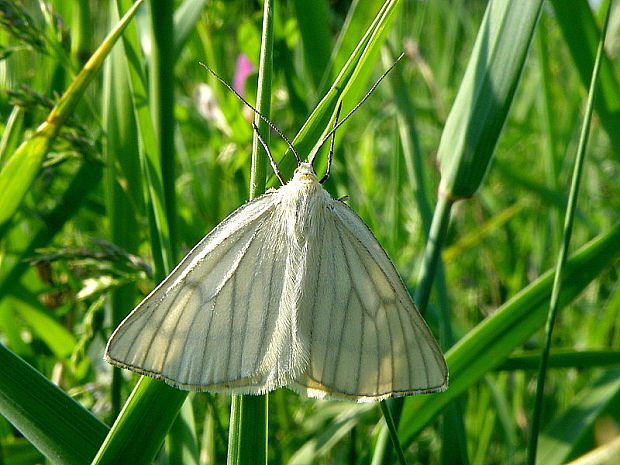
[[233, 54, 255, 96]]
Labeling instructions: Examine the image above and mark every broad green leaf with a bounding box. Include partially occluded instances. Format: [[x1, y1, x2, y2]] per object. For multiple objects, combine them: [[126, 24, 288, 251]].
[[0, 344, 109, 465], [437, 0, 544, 199], [291, 0, 331, 91]]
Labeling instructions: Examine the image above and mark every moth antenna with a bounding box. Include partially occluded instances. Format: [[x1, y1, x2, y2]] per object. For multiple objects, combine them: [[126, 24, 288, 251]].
[[252, 121, 286, 185], [318, 52, 405, 147], [199, 62, 302, 164], [319, 100, 343, 184]]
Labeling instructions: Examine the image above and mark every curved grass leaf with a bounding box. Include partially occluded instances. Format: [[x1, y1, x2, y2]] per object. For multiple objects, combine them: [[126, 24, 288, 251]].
[[398, 222, 620, 446], [437, 0, 544, 199], [0, 344, 109, 465]]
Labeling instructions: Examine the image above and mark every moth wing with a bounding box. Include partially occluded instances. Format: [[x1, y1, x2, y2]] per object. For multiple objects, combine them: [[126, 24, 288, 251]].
[[292, 200, 448, 402], [105, 192, 288, 392]]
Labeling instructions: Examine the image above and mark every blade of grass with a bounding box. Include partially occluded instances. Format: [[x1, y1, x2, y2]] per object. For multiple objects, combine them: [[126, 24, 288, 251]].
[[270, 0, 402, 185], [373, 2, 544, 463], [0, 106, 24, 163], [290, 0, 331, 92], [536, 369, 620, 465], [228, 2, 273, 465], [148, 2, 200, 460], [102, 0, 142, 417], [526, 3, 612, 463], [549, 0, 620, 154], [0, 0, 144, 234], [167, 399, 200, 465], [437, 0, 544, 200], [91, 377, 187, 465], [6, 293, 75, 359], [499, 350, 620, 371], [318, 0, 385, 97], [398, 222, 620, 446], [379, 402, 408, 465], [91, 0, 188, 463], [0, 343, 109, 465], [149, 0, 177, 262]]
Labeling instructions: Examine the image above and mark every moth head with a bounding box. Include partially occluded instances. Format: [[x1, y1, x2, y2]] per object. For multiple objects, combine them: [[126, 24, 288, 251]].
[[293, 162, 319, 185]]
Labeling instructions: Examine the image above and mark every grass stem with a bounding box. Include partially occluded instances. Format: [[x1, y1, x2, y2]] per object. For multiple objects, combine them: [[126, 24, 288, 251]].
[[526, 3, 612, 464]]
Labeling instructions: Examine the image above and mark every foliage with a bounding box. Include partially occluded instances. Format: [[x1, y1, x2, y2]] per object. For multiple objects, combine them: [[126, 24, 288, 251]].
[[0, 0, 618, 464]]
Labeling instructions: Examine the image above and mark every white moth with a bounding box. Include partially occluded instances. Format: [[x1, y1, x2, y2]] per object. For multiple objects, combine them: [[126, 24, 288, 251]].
[[106, 59, 448, 401], [105, 161, 448, 402]]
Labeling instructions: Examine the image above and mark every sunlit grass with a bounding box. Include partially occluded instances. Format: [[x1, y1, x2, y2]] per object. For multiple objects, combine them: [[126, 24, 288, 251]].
[[0, 1, 618, 464]]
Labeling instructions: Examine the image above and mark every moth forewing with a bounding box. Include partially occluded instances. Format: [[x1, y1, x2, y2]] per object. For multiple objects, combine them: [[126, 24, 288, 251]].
[[105, 162, 448, 400]]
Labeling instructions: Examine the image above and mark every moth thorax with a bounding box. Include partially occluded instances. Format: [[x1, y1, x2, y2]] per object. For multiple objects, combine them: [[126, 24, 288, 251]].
[[279, 184, 322, 242]]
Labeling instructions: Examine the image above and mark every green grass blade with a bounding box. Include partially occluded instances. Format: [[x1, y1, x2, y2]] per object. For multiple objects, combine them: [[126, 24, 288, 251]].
[[437, 0, 544, 200], [527, 3, 612, 463], [167, 399, 200, 465], [398, 222, 620, 445], [499, 350, 620, 371], [6, 293, 75, 359], [148, 0, 178, 262], [0, 0, 143, 233], [91, 1, 188, 463], [0, 344, 109, 465], [549, 0, 620, 154], [228, 1, 273, 464], [249, 0, 274, 200], [319, 0, 385, 97], [291, 0, 331, 92], [379, 402, 408, 465], [102, 0, 142, 416], [91, 377, 187, 465], [0, 106, 24, 164], [536, 369, 620, 465], [270, 0, 402, 185]]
